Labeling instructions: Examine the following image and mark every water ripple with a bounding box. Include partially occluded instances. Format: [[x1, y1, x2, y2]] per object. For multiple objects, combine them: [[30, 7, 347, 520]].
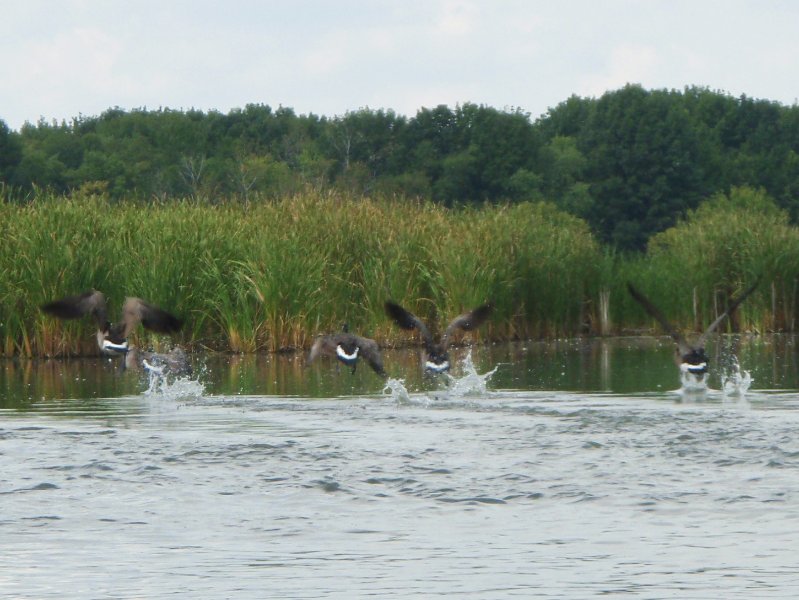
[[2, 381, 799, 596]]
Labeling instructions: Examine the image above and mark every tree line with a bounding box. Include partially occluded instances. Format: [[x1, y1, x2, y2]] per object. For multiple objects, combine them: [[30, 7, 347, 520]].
[[1, 84, 798, 251]]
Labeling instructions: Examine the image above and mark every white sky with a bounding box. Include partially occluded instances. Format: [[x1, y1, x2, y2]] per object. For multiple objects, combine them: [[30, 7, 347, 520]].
[[1, 0, 798, 131]]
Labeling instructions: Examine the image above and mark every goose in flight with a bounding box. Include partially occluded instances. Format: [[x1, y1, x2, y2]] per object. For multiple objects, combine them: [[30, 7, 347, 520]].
[[626, 279, 759, 381], [307, 323, 386, 377], [385, 301, 492, 373], [40, 289, 183, 357]]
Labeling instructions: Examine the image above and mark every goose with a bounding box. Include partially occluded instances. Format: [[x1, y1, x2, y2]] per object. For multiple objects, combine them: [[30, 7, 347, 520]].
[[40, 290, 183, 358], [385, 301, 492, 373], [626, 279, 759, 381], [307, 323, 386, 377]]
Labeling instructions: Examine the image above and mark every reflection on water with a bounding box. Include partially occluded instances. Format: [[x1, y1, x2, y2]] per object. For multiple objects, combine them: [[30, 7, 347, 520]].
[[1, 335, 796, 410], [1, 336, 798, 598]]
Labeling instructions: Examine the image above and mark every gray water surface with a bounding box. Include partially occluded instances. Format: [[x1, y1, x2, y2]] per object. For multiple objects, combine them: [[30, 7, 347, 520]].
[[1, 336, 798, 598]]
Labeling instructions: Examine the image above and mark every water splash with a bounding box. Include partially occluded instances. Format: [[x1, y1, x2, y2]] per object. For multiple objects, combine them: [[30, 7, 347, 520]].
[[446, 349, 498, 397], [143, 367, 206, 402], [382, 377, 412, 404], [679, 369, 709, 394], [382, 351, 498, 405], [721, 355, 752, 398]]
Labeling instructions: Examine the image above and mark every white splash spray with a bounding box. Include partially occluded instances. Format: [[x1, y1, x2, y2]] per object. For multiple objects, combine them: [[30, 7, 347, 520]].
[[721, 354, 752, 398], [679, 369, 709, 394], [143, 361, 206, 401], [382, 350, 498, 405], [446, 349, 498, 397], [383, 377, 412, 404]]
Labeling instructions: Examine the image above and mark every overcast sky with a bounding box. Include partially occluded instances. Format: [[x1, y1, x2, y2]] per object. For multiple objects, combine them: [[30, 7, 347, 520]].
[[1, 0, 798, 131]]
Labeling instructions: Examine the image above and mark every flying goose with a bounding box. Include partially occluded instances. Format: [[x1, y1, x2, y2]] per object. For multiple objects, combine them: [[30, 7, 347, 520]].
[[307, 323, 386, 377], [385, 301, 493, 373], [626, 279, 759, 380], [40, 290, 183, 357]]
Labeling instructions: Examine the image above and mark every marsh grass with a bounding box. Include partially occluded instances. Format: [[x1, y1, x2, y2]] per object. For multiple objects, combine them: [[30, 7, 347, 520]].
[[617, 187, 799, 335], [2, 186, 797, 357]]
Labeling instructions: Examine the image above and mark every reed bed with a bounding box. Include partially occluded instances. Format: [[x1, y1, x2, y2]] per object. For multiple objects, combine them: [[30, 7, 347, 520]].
[[0, 191, 602, 356], [1, 186, 797, 357], [612, 187, 799, 335]]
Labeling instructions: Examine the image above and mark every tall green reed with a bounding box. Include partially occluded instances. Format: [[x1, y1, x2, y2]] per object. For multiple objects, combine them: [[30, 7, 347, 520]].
[[616, 187, 799, 334], [6, 186, 795, 357]]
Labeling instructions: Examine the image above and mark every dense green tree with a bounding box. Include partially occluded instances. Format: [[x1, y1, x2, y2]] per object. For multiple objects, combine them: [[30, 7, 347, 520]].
[[584, 86, 710, 248], [400, 103, 540, 203], [538, 135, 587, 212], [0, 120, 22, 183], [327, 109, 405, 171], [11, 149, 67, 190], [3, 87, 799, 252], [465, 104, 540, 200]]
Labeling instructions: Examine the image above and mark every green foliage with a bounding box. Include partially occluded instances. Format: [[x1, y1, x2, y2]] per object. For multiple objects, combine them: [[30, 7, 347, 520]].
[[3, 88, 799, 253], [618, 187, 799, 333], [0, 120, 22, 181], [0, 191, 604, 356], [582, 85, 710, 249], [543, 86, 799, 249], [4, 186, 799, 356]]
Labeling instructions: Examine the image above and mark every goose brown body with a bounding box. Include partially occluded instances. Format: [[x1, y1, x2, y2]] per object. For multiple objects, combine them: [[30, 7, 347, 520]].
[[307, 325, 386, 377], [627, 279, 759, 381], [385, 301, 493, 373], [41, 290, 183, 356]]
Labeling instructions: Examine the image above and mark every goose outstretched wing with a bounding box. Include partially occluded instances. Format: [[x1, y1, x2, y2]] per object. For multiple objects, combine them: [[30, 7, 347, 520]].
[[441, 302, 493, 348]]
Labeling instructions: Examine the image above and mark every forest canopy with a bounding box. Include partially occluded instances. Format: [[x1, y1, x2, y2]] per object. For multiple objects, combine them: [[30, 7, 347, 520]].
[[2, 84, 798, 251]]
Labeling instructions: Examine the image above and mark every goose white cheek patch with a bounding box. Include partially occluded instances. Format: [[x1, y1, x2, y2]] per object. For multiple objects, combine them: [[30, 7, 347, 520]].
[[425, 360, 450, 373], [102, 339, 129, 353], [336, 345, 359, 363], [680, 362, 707, 374]]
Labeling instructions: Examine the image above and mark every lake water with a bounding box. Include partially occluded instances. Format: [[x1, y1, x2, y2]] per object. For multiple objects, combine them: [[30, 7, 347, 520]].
[[1, 336, 798, 598]]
